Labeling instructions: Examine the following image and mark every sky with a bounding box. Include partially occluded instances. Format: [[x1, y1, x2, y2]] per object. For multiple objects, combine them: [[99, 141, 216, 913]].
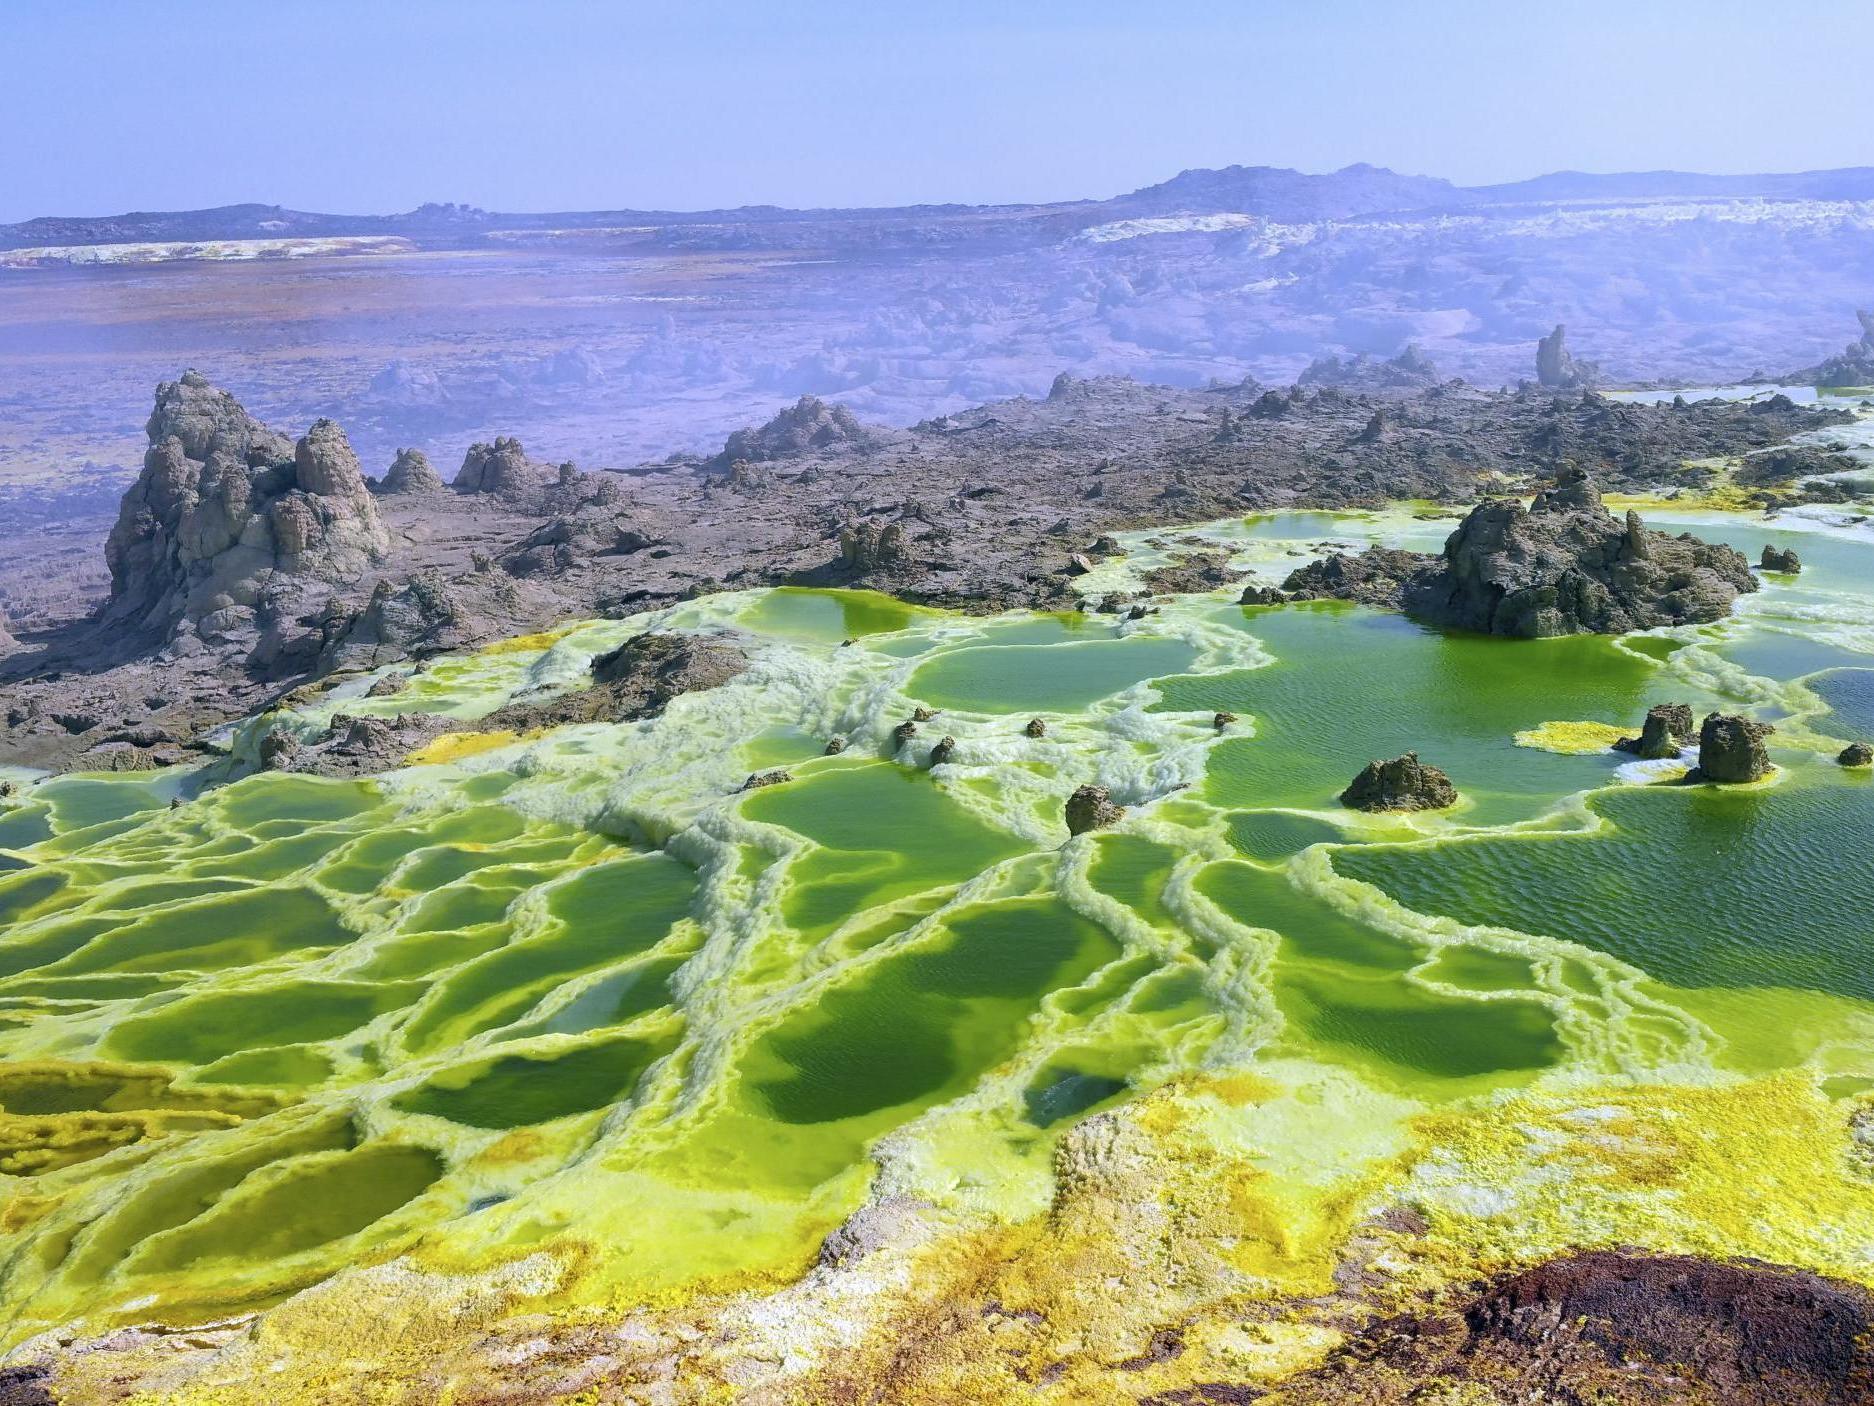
[[1, 0, 1866, 222]]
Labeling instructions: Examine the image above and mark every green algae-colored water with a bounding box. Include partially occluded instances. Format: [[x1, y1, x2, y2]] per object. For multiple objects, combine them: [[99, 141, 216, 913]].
[[4, 503, 1874, 1343]]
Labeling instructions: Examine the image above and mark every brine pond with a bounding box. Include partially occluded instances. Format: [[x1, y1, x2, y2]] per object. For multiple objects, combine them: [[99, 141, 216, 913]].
[[3, 505, 1874, 1350]]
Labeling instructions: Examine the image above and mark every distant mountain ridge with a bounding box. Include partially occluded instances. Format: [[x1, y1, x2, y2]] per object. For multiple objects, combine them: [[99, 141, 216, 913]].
[[7, 163, 1874, 252]]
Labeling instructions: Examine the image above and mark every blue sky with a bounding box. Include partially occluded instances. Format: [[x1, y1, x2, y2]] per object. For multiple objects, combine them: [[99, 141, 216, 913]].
[[2, 0, 1865, 220]]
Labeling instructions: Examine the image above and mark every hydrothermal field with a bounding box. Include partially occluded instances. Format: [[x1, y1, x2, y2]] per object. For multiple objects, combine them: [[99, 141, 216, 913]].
[[3, 505, 1873, 1398]]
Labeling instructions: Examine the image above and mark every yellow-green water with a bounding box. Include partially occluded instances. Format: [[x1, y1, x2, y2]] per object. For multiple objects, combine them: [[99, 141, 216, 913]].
[[3, 505, 1874, 1352]]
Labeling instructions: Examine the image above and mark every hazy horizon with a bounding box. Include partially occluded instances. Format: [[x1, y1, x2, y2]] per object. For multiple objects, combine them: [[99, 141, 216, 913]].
[[3, 0, 1868, 224]]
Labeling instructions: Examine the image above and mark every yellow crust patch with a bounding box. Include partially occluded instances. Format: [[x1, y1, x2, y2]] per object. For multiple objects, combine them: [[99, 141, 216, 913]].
[[401, 730, 522, 766], [1512, 719, 1628, 754]]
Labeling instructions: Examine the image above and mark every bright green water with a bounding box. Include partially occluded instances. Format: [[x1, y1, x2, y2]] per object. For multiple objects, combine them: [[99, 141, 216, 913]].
[[2, 508, 1873, 1341]]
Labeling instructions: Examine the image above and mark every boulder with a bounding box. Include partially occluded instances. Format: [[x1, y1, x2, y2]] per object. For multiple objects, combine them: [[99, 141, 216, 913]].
[[378, 447, 444, 494], [1614, 702, 1696, 759], [1688, 713, 1775, 783], [1340, 753, 1458, 812], [929, 736, 958, 766], [1024, 717, 1047, 738], [737, 769, 792, 791], [1838, 742, 1872, 768], [1064, 784, 1125, 835], [1760, 545, 1803, 574]]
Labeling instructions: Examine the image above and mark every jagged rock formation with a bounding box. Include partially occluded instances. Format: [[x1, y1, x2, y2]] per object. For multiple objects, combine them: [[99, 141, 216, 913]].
[[1840, 742, 1873, 767], [1279, 546, 1430, 607], [929, 736, 958, 766], [1615, 702, 1696, 759], [1340, 753, 1458, 812], [1280, 470, 1756, 637], [378, 447, 444, 494], [1536, 324, 1600, 389], [708, 394, 872, 470], [1298, 344, 1441, 392], [101, 374, 388, 645], [1689, 713, 1775, 783], [1761, 545, 1803, 574], [454, 436, 547, 498], [1064, 784, 1125, 835], [1024, 717, 1046, 738], [1787, 311, 1874, 389]]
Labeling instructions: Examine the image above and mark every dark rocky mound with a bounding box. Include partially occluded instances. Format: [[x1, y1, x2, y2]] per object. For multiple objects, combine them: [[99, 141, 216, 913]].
[[377, 447, 444, 495], [1761, 544, 1803, 574], [258, 710, 460, 778], [1064, 784, 1125, 835], [1688, 712, 1775, 783], [1297, 344, 1442, 393], [482, 631, 748, 731], [1280, 469, 1757, 638], [1340, 753, 1457, 812], [1786, 310, 1874, 390], [1140, 550, 1244, 594], [1277, 546, 1428, 608], [454, 436, 548, 498], [1275, 1250, 1874, 1405], [102, 373, 389, 651], [1840, 742, 1873, 767], [1536, 324, 1601, 390], [1614, 702, 1696, 759], [708, 394, 874, 471]]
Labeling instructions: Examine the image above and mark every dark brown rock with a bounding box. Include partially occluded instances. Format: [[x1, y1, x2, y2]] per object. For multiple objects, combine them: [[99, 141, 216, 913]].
[[1281, 1250, 1874, 1405], [1688, 712, 1776, 783], [1838, 741, 1872, 767], [1064, 784, 1125, 835], [1024, 717, 1046, 738], [1340, 752, 1458, 812], [1614, 702, 1696, 759], [1761, 544, 1803, 574]]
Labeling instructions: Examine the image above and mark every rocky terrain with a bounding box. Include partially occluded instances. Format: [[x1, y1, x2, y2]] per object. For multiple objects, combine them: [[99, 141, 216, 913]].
[[5, 164, 1874, 520], [0, 360, 1849, 773], [1276, 466, 1761, 636]]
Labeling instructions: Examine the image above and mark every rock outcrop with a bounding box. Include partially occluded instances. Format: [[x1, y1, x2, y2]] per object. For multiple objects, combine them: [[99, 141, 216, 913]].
[[1536, 324, 1600, 390], [483, 633, 745, 731], [1840, 742, 1873, 767], [482, 632, 748, 731], [1761, 545, 1803, 574], [1688, 713, 1775, 783], [1281, 470, 1757, 638], [709, 395, 873, 471], [1279, 1250, 1874, 1406], [1064, 784, 1125, 835], [102, 374, 388, 643], [835, 521, 912, 575], [1614, 702, 1696, 759], [1298, 344, 1441, 392], [1340, 753, 1458, 812], [454, 437, 547, 498], [378, 447, 444, 494]]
